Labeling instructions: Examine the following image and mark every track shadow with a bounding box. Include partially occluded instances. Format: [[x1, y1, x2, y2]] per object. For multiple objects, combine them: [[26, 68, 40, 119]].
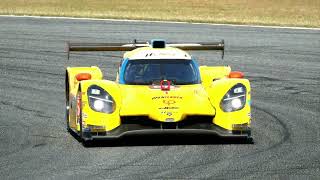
[[83, 134, 253, 147], [68, 129, 253, 147]]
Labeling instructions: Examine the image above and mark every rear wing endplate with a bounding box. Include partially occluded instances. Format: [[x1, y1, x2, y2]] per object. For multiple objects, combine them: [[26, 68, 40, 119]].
[[66, 39, 224, 59]]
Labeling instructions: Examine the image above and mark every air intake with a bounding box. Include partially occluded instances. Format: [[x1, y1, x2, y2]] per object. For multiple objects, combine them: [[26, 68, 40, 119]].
[[151, 39, 166, 48]]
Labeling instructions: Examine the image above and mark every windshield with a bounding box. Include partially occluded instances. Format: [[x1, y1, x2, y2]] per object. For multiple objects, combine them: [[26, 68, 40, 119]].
[[123, 59, 200, 85]]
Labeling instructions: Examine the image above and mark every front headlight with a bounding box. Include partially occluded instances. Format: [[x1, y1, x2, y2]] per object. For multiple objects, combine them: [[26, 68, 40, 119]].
[[87, 85, 115, 113], [220, 83, 246, 112]]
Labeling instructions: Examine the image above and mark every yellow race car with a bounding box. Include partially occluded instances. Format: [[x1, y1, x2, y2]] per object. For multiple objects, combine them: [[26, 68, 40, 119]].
[[65, 39, 252, 145]]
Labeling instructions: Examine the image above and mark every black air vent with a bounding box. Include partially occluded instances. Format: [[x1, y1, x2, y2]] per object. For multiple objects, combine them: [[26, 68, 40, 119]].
[[151, 39, 166, 48]]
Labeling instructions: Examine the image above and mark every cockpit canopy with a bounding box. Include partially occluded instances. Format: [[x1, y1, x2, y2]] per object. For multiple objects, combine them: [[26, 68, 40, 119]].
[[123, 59, 200, 85]]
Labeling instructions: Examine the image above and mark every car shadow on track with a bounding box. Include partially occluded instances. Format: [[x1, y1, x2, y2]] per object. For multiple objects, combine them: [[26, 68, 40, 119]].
[[69, 130, 253, 147], [73, 135, 253, 148]]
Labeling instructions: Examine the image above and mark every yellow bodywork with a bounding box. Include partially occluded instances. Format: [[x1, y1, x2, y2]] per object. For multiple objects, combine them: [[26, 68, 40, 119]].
[[66, 65, 251, 133]]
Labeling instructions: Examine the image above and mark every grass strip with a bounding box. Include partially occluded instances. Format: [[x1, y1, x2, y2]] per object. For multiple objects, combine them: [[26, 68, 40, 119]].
[[0, 0, 319, 27]]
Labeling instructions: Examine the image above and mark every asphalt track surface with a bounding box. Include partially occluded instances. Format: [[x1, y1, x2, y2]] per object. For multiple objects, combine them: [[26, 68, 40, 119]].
[[0, 16, 319, 179]]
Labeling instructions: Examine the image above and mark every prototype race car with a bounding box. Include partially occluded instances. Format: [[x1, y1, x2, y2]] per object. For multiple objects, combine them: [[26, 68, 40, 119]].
[[65, 39, 252, 145]]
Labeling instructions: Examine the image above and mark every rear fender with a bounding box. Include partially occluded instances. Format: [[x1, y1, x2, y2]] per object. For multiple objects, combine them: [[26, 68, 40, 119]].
[[77, 80, 121, 132], [206, 78, 251, 130], [199, 66, 231, 87]]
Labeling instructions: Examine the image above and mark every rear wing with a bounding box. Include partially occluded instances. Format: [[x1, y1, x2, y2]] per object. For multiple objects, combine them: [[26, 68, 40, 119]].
[[66, 39, 224, 59]]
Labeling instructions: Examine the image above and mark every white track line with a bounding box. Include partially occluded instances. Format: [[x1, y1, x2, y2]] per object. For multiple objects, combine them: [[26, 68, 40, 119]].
[[1, 15, 319, 30]]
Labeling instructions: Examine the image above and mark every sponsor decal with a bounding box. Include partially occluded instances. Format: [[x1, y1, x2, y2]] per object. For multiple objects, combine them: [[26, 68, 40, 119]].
[[163, 99, 176, 105], [82, 113, 88, 119], [71, 96, 76, 109], [152, 96, 183, 100], [158, 107, 179, 110], [91, 89, 100, 95], [76, 95, 81, 118], [160, 111, 176, 115], [159, 52, 175, 56], [234, 87, 244, 94]]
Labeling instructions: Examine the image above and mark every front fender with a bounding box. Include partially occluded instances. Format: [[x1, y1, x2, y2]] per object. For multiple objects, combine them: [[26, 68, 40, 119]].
[[66, 66, 103, 94], [206, 78, 251, 130], [79, 80, 121, 132], [66, 66, 103, 129]]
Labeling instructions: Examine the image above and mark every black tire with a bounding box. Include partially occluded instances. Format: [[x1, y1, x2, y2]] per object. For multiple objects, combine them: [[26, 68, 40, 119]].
[[65, 105, 71, 132], [77, 90, 84, 139], [246, 130, 254, 144], [246, 136, 254, 144], [77, 89, 93, 147], [65, 71, 71, 132]]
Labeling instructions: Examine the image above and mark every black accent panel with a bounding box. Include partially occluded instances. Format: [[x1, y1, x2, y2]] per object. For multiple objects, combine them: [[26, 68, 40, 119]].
[[82, 116, 251, 140]]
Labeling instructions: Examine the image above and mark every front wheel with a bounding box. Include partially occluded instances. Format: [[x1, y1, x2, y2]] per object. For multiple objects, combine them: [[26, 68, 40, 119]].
[[65, 105, 71, 132], [245, 130, 254, 144], [65, 72, 71, 132], [77, 89, 93, 146]]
